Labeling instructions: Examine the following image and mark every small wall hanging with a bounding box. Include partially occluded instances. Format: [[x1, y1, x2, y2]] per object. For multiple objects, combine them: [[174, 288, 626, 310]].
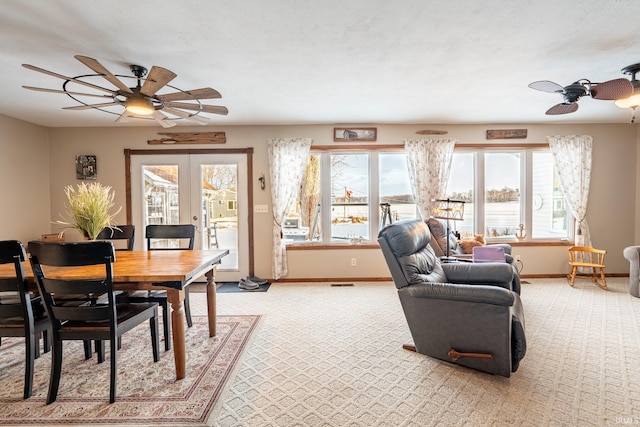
[[75, 155, 97, 180]]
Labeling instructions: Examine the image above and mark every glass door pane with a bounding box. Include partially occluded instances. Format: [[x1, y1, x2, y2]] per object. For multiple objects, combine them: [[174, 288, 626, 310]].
[[190, 154, 248, 281], [199, 163, 239, 270]]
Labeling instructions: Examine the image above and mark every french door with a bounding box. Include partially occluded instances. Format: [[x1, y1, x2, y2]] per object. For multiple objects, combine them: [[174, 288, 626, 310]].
[[129, 152, 250, 282]]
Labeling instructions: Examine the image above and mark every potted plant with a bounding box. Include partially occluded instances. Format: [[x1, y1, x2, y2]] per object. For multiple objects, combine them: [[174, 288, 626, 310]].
[[56, 182, 121, 240]]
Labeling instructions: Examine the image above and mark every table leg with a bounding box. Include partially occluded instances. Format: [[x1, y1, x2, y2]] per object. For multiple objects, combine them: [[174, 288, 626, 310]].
[[167, 289, 186, 380], [205, 267, 217, 337]]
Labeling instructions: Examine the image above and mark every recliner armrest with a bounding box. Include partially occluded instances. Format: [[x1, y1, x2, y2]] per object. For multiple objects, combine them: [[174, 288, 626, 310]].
[[405, 282, 515, 307], [441, 262, 513, 289]]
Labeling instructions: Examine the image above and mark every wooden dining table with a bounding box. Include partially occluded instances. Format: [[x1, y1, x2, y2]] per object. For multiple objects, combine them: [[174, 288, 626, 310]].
[[0, 248, 229, 380]]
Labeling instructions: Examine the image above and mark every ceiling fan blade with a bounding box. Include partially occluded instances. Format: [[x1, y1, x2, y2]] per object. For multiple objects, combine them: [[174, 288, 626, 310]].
[[115, 112, 132, 123], [63, 102, 119, 110], [590, 78, 634, 100], [22, 86, 114, 99], [529, 80, 565, 93], [22, 64, 118, 95], [164, 101, 229, 115], [153, 111, 177, 128], [157, 87, 222, 102], [74, 55, 133, 94], [546, 103, 578, 115], [163, 106, 210, 124], [141, 66, 177, 97]]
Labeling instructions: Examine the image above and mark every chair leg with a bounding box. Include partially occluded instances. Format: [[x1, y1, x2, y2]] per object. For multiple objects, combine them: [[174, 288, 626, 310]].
[[109, 338, 117, 404], [150, 314, 160, 362], [23, 333, 36, 399], [184, 285, 193, 328], [161, 301, 171, 351], [96, 340, 105, 364], [42, 330, 50, 354], [47, 340, 63, 404], [600, 268, 608, 289], [567, 266, 577, 286], [83, 340, 92, 359]]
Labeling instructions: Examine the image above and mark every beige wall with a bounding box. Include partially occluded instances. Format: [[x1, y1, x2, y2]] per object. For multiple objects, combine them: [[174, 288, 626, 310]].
[[1, 114, 638, 279], [0, 115, 50, 243]]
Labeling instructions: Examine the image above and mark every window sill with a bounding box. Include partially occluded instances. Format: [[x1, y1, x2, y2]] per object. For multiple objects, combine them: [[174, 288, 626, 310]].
[[507, 240, 573, 247], [286, 243, 380, 250], [285, 240, 573, 250]]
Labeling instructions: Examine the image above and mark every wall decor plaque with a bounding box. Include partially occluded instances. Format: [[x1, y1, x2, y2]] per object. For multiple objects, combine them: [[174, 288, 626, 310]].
[[147, 132, 226, 145], [486, 129, 527, 140]]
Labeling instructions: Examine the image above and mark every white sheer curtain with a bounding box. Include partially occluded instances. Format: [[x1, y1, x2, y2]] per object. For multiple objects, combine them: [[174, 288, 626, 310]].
[[268, 137, 312, 279], [548, 135, 592, 246], [404, 138, 457, 218]]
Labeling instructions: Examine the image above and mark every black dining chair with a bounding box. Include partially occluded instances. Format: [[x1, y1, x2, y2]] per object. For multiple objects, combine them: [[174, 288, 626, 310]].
[[0, 240, 51, 399], [28, 240, 160, 404], [96, 225, 135, 251], [121, 224, 195, 351]]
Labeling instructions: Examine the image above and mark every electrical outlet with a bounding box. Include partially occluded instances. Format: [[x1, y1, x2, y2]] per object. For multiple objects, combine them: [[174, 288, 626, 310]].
[[515, 255, 521, 262], [351, 258, 357, 267]]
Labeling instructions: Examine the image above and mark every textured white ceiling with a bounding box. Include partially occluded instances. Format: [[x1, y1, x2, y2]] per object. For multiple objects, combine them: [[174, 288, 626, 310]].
[[0, 0, 639, 128]]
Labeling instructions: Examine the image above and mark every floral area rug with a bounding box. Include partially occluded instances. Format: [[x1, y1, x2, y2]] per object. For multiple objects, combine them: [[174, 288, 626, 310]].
[[0, 315, 260, 426]]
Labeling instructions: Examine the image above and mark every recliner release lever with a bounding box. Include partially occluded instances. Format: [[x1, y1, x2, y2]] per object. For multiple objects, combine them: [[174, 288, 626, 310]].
[[448, 349, 493, 361]]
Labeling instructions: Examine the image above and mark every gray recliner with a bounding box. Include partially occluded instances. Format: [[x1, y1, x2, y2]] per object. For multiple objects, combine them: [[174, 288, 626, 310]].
[[426, 217, 521, 294], [623, 246, 640, 297], [378, 219, 526, 377]]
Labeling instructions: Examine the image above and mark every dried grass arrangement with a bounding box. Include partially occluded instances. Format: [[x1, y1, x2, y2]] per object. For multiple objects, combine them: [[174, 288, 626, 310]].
[[56, 182, 121, 240]]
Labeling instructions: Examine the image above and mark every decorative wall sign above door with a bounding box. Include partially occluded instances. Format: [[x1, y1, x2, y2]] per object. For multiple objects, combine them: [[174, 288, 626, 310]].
[[147, 132, 226, 145]]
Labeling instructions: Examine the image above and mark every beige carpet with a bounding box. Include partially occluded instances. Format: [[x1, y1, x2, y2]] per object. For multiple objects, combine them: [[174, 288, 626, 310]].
[[206, 278, 640, 427], [3, 278, 639, 426], [0, 315, 260, 426]]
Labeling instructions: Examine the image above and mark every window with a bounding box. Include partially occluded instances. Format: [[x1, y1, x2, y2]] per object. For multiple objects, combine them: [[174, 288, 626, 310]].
[[445, 148, 570, 241], [284, 150, 416, 244], [285, 145, 569, 245]]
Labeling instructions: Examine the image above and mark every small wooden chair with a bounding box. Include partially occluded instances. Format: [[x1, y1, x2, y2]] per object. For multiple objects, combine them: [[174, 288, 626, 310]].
[[567, 246, 607, 290]]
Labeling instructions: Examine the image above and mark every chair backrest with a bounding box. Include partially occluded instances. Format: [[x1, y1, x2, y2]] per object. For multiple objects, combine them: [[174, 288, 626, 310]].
[[472, 246, 506, 263], [426, 218, 458, 257], [96, 225, 135, 251], [377, 219, 440, 289], [0, 240, 36, 326], [568, 246, 606, 266], [146, 224, 195, 251], [28, 241, 116, 330]]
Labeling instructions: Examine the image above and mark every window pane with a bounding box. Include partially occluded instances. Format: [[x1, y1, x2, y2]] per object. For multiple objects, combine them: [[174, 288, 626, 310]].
[[379, 153, 416, 226], [284, 154, 321, 243], [485, 152, 520, 238], [331, 153, 369, 241], [532, 152, 569, 239], [445, 152, 474, 238]]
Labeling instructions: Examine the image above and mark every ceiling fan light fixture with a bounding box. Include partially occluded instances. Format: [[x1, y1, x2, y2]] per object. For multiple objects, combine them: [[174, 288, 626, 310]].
[[614, 81, 640, 109], [125, 95, 154, 115]]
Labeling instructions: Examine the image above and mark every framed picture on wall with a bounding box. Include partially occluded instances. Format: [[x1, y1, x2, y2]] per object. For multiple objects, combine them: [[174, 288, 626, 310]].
[[76, 155, 97, 180], [333, 127, 377, 142]]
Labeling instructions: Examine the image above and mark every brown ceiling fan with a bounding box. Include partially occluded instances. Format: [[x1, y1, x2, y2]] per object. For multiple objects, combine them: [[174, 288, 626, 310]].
[[528, 62, 640, 116], [22, 55, 228, 127]]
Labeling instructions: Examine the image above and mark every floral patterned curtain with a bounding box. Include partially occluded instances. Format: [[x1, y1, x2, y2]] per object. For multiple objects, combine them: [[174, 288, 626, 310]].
[[268, 137, 312, 279], [548, 135, 592, 246], [404, 138, 457, 218]]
